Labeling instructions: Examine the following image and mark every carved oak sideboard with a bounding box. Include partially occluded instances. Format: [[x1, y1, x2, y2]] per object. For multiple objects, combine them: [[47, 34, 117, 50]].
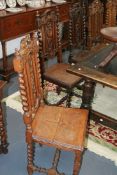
[[0, 2, 71, 80]]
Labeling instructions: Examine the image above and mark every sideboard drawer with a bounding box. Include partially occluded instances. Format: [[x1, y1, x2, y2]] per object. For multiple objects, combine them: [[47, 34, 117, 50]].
[[0, 12, 37, 41]]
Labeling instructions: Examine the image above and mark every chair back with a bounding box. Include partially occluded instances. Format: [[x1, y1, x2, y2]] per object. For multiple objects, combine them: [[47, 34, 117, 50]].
[[87, 0, 104, 48], [36, 9, 61, 59], [13, 34, 43, 118], [36, 9, 63, 75]]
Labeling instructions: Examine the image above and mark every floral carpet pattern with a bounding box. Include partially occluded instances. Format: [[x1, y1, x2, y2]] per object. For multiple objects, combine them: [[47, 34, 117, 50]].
[[3, 82, 117, 165], [88, 120, 117, 151]]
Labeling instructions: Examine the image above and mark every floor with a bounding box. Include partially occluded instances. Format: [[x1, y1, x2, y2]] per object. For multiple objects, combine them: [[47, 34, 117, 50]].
[[0, 75, 117, 175]]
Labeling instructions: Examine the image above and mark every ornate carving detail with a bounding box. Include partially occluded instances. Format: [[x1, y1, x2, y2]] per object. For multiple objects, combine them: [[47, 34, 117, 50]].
[[71, 2, 83, 47], [106, 0, 117, 26], [87, 0, 104, 48], [13, 34, 43, 136], [36, 9, 60, 85], [36, 10, 58, 59], [89, 0, 103, 15]]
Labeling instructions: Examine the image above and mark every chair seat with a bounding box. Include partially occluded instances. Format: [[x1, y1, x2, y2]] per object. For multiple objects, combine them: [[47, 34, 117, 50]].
[[44, 63, 82, 88], [100, 27, 117, 42], [32, 105, 88, 151]]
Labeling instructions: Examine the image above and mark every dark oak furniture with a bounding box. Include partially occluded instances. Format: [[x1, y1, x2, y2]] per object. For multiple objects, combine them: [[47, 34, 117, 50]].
[[67, 59, 117, 129], [0, 80, 8, 154], [36, 8, 82, 107], [87, 0, 104, 48], [0, 2, 71, 80], [70, 1, 84, 48], [105, 0, 117, 27], [71, 0, 105, 63], [67, 0, 117, 128], [0, 0, 116, 81], [13, 34, 89, 175]]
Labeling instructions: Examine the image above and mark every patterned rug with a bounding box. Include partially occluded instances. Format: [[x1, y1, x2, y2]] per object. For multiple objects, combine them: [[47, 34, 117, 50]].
[[3, 82, 117, 165]]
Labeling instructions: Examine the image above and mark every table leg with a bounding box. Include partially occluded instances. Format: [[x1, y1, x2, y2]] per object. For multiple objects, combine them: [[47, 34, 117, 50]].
[[0, 41, 13, 81], [1, 41, 7, 72], [81, 79, 96, 109]]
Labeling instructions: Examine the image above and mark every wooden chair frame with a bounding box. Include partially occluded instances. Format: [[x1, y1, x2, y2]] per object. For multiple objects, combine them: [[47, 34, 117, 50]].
[[36, 8, 83, 107], [13, 33, 89, 175]]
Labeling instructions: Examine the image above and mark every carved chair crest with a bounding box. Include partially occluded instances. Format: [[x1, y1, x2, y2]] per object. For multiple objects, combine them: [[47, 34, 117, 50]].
[[13, 34, 43, 119]]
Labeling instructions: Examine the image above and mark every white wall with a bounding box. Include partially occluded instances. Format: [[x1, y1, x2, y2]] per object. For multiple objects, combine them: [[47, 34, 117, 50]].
[[0, 37, 22, 59]]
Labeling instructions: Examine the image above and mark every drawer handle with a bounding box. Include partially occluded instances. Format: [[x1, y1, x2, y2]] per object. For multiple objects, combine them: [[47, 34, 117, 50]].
[[99, 118, 103, 122]]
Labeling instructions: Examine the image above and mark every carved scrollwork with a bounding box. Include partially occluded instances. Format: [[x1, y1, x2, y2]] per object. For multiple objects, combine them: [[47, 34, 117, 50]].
[[14, 34, 43, 120], [37, 10, 58, 58]]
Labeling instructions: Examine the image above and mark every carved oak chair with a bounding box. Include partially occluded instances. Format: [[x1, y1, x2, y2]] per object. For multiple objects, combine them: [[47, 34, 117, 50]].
[[36, 9, 83, 107], [13, 34, 89, 175], [87, 0, 104, 48], [70, 0, 104, 65]]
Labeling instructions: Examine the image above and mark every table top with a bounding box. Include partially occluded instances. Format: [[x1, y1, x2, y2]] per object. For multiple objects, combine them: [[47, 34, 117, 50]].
[[67, 44, 117, 89], [67, 64, 117, 89], [0, 2, 69, 18]]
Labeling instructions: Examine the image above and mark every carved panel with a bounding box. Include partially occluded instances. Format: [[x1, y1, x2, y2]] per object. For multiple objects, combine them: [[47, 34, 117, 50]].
[[37, 10, 58, 59], [71, 2, 83, 47], [14, 34, 42, 117], [87, 0, 104, 48]]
